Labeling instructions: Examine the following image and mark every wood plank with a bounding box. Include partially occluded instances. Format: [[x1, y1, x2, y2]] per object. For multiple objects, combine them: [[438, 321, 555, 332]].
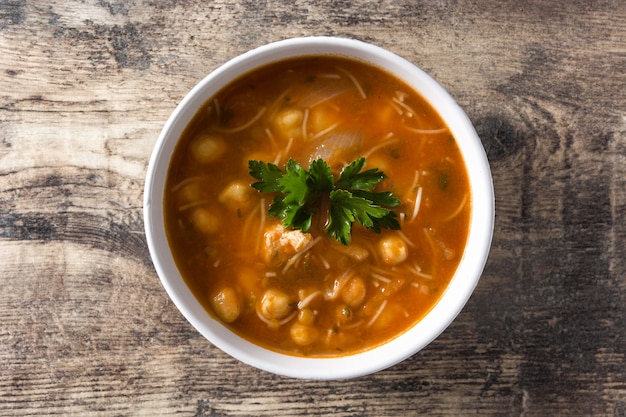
[[0, 0, 625, 415]]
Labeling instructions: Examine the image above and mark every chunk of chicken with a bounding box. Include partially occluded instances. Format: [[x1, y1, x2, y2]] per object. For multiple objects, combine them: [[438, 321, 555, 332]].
[[263, 223, 312, 265]]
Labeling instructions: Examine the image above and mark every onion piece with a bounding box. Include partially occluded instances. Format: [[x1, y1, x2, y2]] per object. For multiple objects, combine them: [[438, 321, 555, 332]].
[[308, 129, 363, 162], [297, 83, 349, 108]]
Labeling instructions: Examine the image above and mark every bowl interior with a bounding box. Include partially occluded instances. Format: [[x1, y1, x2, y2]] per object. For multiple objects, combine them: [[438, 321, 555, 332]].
[[144, 36, 494, 380]]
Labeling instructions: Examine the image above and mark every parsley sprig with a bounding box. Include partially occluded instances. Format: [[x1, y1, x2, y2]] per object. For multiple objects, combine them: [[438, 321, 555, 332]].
[[249, 157, 400, 245]]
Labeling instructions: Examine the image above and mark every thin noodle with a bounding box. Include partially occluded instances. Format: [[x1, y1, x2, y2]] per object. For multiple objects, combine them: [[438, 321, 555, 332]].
[[443, 193, 468, 221], [318, 73, 341, 79], [342, 320, 364, 330], [255, 305, 297, 327], [170, 175, 208, 192], [255, 304, 273, 325], [326, 101, 340, 112], [255, 199, 266, 255], [298, 290, 322, 309], [310, 122, 340, 141], [319, 255, 330, 270], [370, 265, 394, 279], [392, 97, 416, 117], [410, 187, 423, 222], [242, 202, 263, 236], [307, 90, 347, 108], [324, 267, 355, 300], [325, 328, 334, 344], [178, 200, 210, 211], [390, 101, 403, 115], [366, 299, 388, 327], [214, 106, 266, 133], [281, 235, 322, 274], [404, 126, 448, 135], [273, 152, 283, 165], [268, 87, 292, 120], [370, 273, 391, 284], [265, 128, 277, 148], [336, 66, 367, 99], [410, 263, 432, 280], [404, 170, 420, 201], [415, 270, 432, 280], [423, 228, 439, 272], [396, 230, 416, 248], [361, 133, 397, 159], [394, 90, 408, 101], [398, 212, 406, 227], [283, 137, 294, 162], [278, 311, 298, 326], [301, 108, 309, 140]]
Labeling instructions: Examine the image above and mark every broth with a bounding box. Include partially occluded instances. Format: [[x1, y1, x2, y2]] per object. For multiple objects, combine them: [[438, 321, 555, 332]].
[[164, 56, 470, 357]]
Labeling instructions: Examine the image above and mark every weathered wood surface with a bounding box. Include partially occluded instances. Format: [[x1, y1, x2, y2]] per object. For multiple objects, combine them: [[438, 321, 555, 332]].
[[1, 0, 625, 415]]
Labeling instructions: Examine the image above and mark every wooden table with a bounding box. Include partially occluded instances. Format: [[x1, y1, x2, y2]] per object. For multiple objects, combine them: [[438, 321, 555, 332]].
[[1, 1, 624, 415]]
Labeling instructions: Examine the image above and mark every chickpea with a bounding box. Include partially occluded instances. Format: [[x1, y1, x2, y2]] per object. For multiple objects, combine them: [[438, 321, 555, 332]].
[[259, 288, 293, 320], [378, 235, 408, 265], [218, 180, 251, 209], [335, 304, 353, 325], [210, 287, 241, 323], [309, 105, 339, 134], [341, 276, 366, 307], [190, 207, 219, 234], [370, 302, 404, 331], [190, 134, 226, 164], [290, 322, 318, 346], [366, 155, 391, 176], [177, 182, 202, 204], [298, 308, 315, 325], [273, 108, 303, 139], [245, 151, 272, 169]]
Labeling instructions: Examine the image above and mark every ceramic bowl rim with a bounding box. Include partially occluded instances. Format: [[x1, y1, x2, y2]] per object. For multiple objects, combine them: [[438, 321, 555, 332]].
[[144, 36, 494, 380]]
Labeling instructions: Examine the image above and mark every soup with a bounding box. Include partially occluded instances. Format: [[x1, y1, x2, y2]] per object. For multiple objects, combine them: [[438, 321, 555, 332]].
[[164, 56, 470, 357]]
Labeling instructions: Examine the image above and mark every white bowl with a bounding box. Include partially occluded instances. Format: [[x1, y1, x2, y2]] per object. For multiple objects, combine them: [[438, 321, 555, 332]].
[[144, 36, 494, 380]]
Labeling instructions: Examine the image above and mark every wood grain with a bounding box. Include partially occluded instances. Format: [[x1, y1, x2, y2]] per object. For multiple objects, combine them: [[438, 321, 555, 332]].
[[1, 0, 625, 415]]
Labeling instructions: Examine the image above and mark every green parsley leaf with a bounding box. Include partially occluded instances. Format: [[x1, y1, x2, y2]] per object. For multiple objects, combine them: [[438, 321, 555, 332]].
[[249, 157, 401, 245], [249, 160, 283, 193], [351, 190, 401, 208], [277, 159, 309, 205], [328, 189, 400, 243], [307, 158, 334, 194], [335, 157, 386, 191]]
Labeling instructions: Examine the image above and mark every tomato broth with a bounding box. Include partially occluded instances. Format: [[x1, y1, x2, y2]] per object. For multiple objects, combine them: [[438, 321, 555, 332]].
[[164, 56, 470, 357]]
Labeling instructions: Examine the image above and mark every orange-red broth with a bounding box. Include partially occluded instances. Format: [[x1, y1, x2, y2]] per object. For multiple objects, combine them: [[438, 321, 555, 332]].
[[164, 57, 470, 357]]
